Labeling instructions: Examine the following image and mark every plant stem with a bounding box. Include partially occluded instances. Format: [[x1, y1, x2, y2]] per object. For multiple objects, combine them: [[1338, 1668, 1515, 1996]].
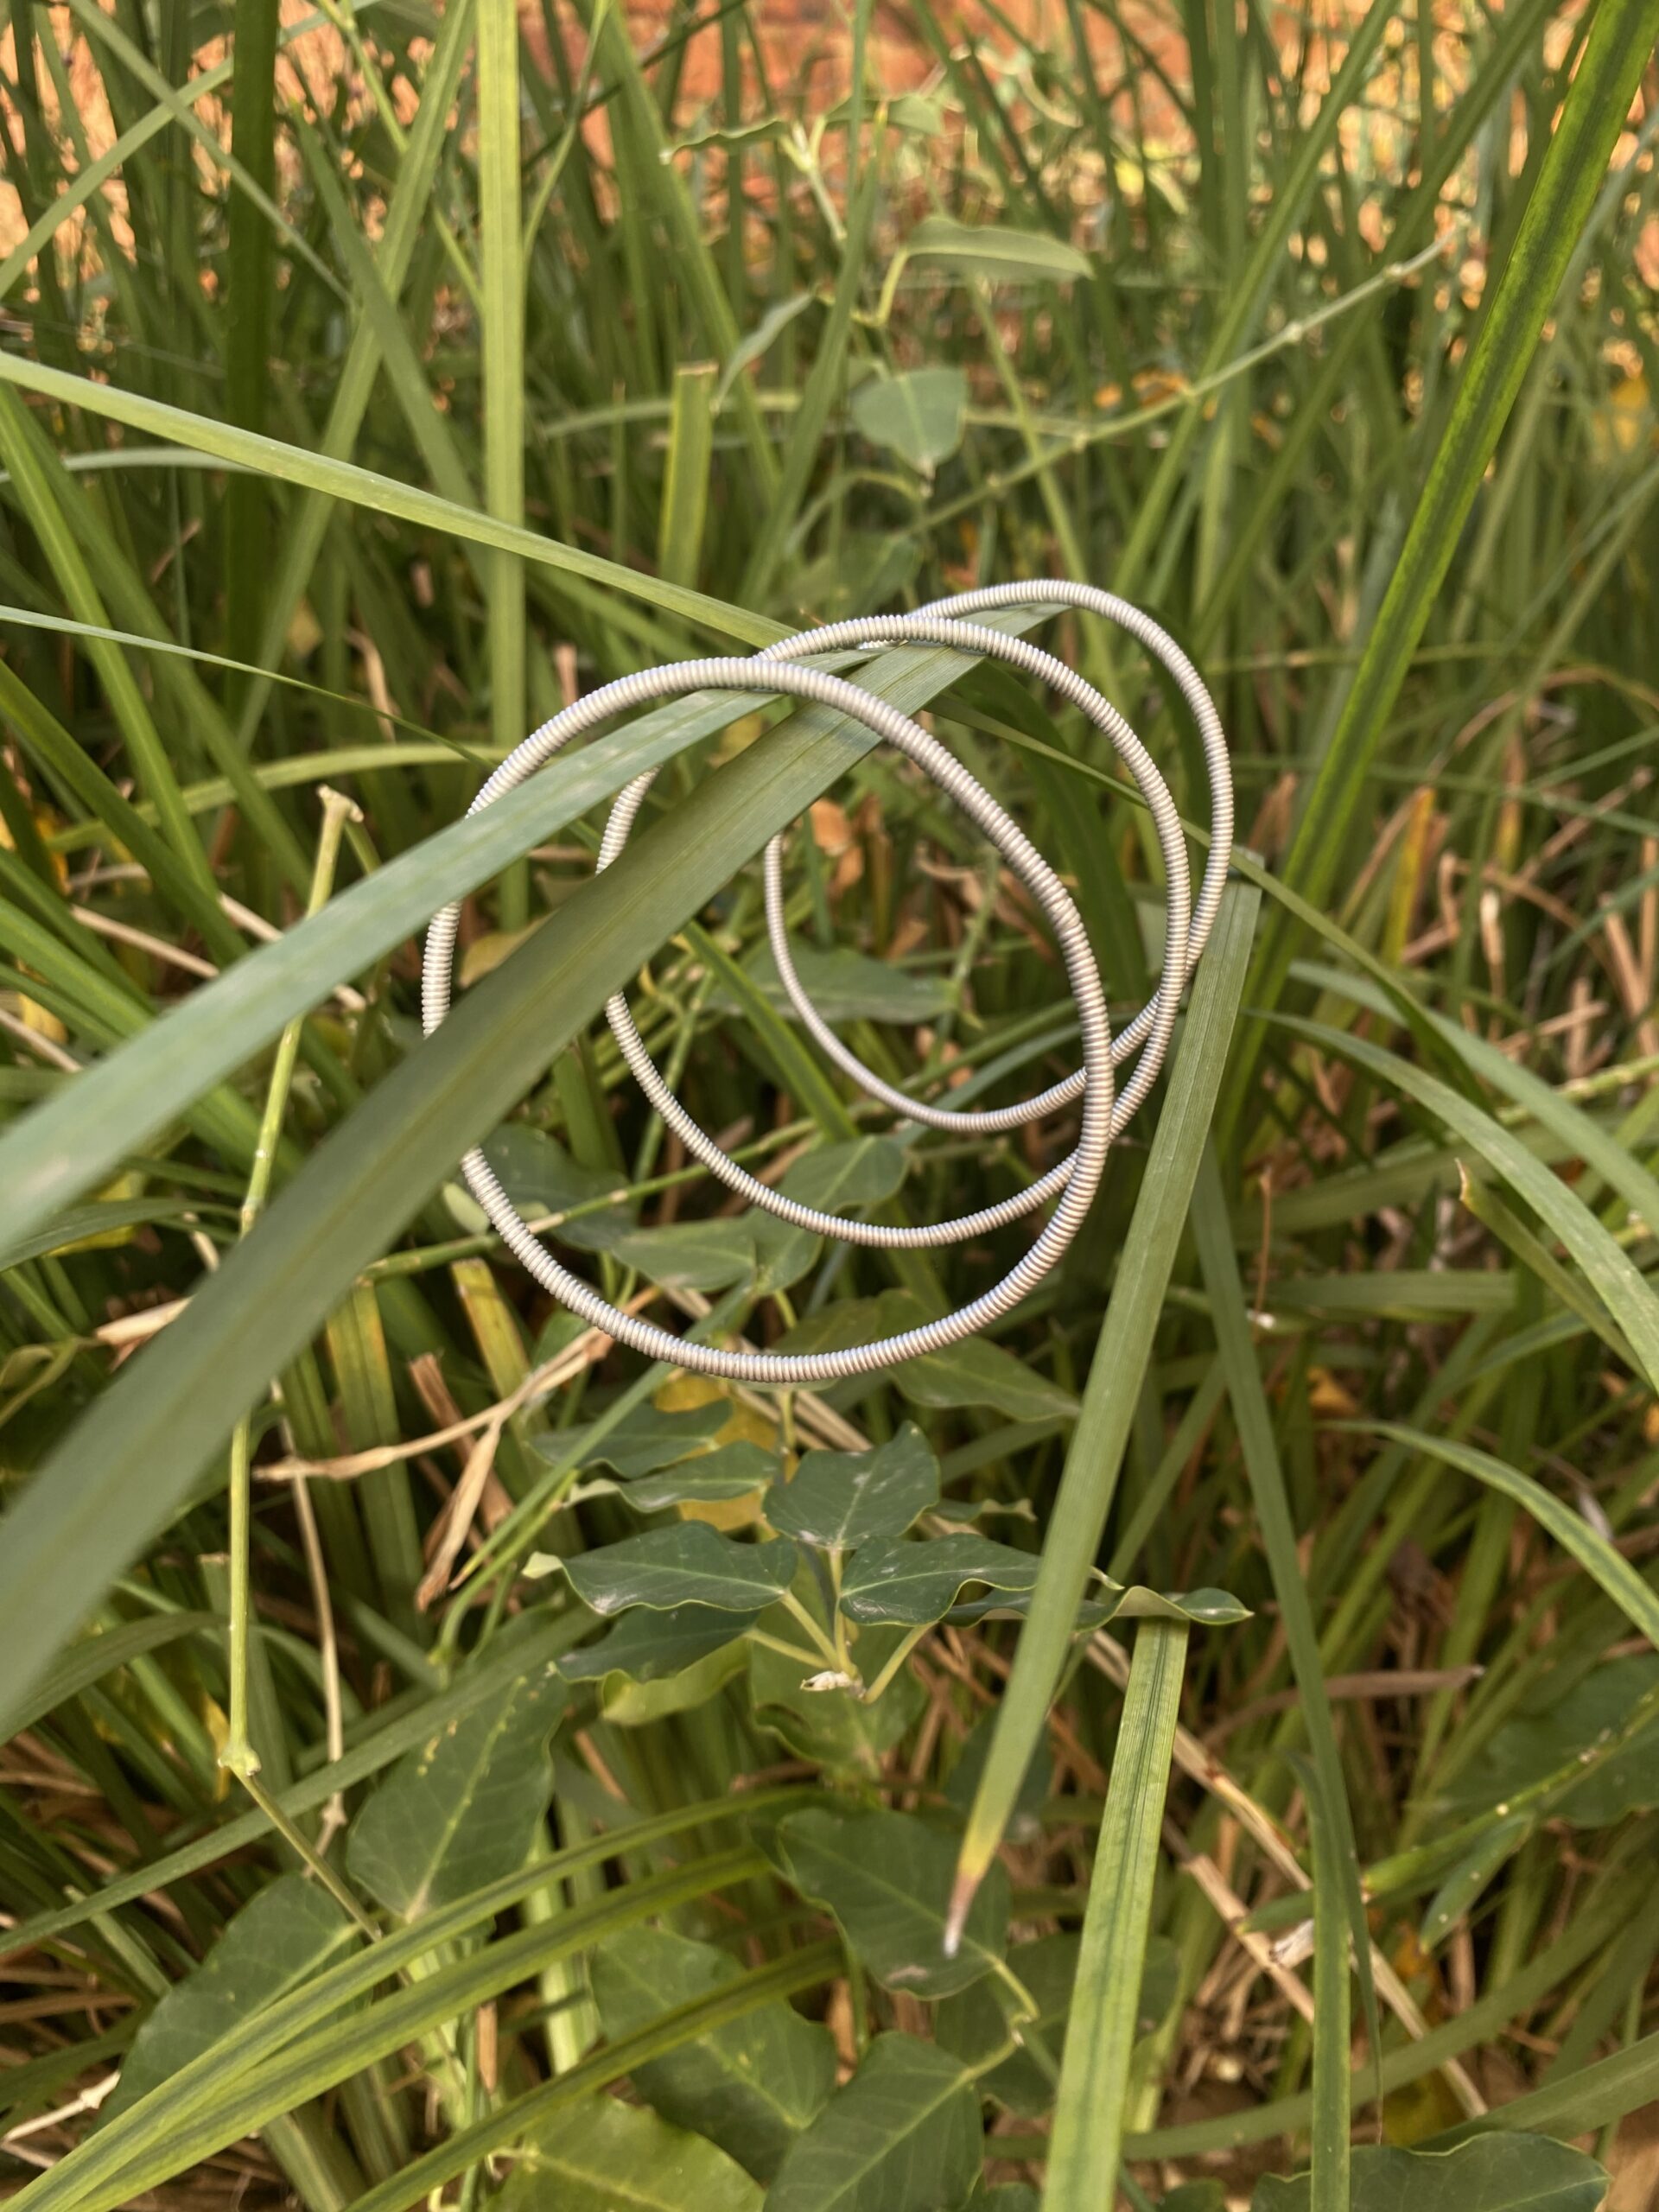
[[220, 790, 360, 1783]]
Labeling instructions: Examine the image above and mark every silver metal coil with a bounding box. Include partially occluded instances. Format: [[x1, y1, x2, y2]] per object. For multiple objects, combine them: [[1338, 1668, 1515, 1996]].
[[421, 590, 1230, 1385]]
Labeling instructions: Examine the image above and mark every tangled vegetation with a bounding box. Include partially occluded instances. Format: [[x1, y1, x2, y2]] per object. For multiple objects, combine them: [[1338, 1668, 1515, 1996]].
[[2, 0, 1659, 2202]]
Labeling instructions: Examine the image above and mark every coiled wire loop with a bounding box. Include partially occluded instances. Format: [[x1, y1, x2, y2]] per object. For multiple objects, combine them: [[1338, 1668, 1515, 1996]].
[[422, 593, 1230, 1384]]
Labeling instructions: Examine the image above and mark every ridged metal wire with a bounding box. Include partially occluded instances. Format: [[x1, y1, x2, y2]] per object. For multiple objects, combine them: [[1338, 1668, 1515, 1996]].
[[422, 589, 1230, 1385]]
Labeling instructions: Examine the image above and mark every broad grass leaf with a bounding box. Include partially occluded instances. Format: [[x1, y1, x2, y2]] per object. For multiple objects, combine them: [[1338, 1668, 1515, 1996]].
[[102, 1876, 358, 2122], [496, 2092, 763, 2210], [935, 1931, 1179, 2114], [590, 1927, 835, 2180], [1439, 1657, 1659, 1828], [838, 1534, 1039, 1626], [560, 1603, 759, 1685], [766, 1425, 938, 1549], [0, 1611, 218, 1742], [563, 1526, 798, 1613], [766, 2032, 982, 2212], [345, 1656, 565, 1919], [906, 213, 1090, 283], [480, 1126, 633, 1252], [1250, 2134, 1610, 2211], [777, 1806, 1009, 1997], [778, 1137, 909, 1213], [850, 369, 968, 475]]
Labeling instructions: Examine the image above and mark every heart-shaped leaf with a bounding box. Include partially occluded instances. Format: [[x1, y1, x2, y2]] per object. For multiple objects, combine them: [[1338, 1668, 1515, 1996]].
[[104, 1877, 357, 2122], [479, 1124, 633, 1251], [773, 1295, 1078, 1422], [766, 2033, 982, 2212], [497, 2092, 762, 2210], [563, 1526, 798, 1614], [850, 368, 968, 476], [623, 1441, 781, 1510], [838, 1534, 1040, 1625], [777, 1806, 1009, 1997], [548, 1400, 730, 1479], [346, 1656, 566, 1919], [561, 1602, 758, 1685], [766, 1425, 939, 1550], [778, 1137, 909, 1214], [1251, 2134, 1609, 2211], [592, 1927, 836, 2181]]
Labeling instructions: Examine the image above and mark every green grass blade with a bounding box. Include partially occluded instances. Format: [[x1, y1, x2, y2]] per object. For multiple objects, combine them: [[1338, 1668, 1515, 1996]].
[[0, 635, 1035, 1714], [1044, 1618, 1188, 2208], [950, 883, 1257, 1929], [477, 0, 529, 926], [0, 351, 775, 648], [1275, 1015, 1659, 1395], [1190, 1141, 1381, 2081], [658, 363, 718, 588], [1343, 1424, 1659, 1650], [1254, 0, 1659, 1008], [1299, 1751, 1352, 2212]]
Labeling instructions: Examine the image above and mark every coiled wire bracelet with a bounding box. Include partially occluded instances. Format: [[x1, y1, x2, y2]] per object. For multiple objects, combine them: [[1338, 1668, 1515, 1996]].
[[421, 588, 1232, 1386]]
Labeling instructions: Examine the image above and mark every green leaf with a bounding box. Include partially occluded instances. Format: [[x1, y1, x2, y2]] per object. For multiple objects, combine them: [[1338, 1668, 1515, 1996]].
[[480, 1126, 634, 1252], [748, 1614, 927, 1768], [611, 1219, 760, 1291], [779, 1297, 1077, 1423], [561, 1604, 759, 1685], [1047, 1619, 1189, 2199], [838, 1534, 1039, 1626], [731, 942, 951, 1025], [1284, 1027, 1659, 1396], [1349, 1423, 1659, 1650], [1419, 1815, 1534, 1950], [0, 1611, 217, 1742], [1439, 1658, 1659, 1829], [850, 368, 968, 476], [598, 1640, 750, 1725], [345, 1658, 566, 1919], [102, 1876, 357, 2122], [496, 2092, 764, 2210], [611, 1214, 820, 1295], [906, 213, 1090, 283], [1253, 0, 1659, 1052], [936, 1931, 1179, 2114], [777, 1137, 910, 1214], [563, 1527, 799, 1614], [895, 1338, 1080, 1423], [766, 2033, 983, 2212], [954, 887, 1255, 1899], [778, 1807, 1009, 1997], [590, 1927, 836, 2181], [623, 1442, 782, 1510], [1251, 2135, 1610, 2212], [766, 1425, 939, 1549], [554, 1401, 731, 1478]]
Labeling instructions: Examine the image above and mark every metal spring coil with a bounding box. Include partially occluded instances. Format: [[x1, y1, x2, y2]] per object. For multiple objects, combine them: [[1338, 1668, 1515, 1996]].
[[422, 584, 1232, 1385]]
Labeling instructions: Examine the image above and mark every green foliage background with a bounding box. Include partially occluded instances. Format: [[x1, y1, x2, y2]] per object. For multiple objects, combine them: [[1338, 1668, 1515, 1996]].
[[2, 0, 1658, 2202]]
